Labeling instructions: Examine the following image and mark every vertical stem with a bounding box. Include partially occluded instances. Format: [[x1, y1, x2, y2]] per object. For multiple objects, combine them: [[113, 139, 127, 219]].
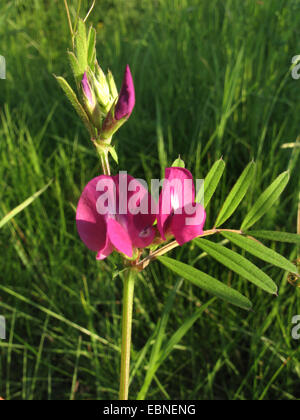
[[84, 0, 96, 22], [100, 150, 111, 176], [104, 149, 111, 176], [119, 269, 136, 400], [96, 146, 111, 176], [95, 138, 112, 176]]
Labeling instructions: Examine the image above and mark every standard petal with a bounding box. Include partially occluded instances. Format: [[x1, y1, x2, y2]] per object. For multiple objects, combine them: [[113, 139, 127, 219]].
[[76, 176, 108, 252], [158, 167, 195, 240], [77, 172, 157, 258], [126, 174, 157, 247], [165, 167, 196, 207]]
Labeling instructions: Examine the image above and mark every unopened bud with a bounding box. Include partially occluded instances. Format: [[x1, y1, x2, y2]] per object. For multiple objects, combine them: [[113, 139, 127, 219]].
[[115, 64, 135, 120], [81, 72, 101, 130], [100, 65, 135, 140], [92, 62, 111, 112]]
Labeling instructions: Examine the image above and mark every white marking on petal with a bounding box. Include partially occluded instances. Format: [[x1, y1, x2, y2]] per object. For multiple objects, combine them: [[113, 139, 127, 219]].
[[139, 227, 152, 238], [170, 187, 180, 211]]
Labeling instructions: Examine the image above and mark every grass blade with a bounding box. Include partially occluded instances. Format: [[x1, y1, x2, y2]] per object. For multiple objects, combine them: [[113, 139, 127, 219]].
[[0, 181, 52, 229], [137, 280, 182, 400], [156, 99, 168, 178], [158, 298, 215, 365], [137, 298, 215, 400]]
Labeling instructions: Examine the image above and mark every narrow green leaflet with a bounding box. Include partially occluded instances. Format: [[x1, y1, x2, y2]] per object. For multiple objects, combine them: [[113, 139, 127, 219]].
[[199, 158, 225, 207], [54, 76, 94, 137], [241, 171, 290, 231], [0, 181, 52, 229], [221, 232, 298, 274], [214, 161, 255, 227], [67, 51, 81, 85], [75, 18, 88, 78], [244, 230, 300, 245], [194, 238, 278, 294], [158, 256, 252, 310]]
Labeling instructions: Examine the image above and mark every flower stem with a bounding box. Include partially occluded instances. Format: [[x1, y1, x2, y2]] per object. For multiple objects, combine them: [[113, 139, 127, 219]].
[[119, 268, 136, 400], [136, 228, 243, 270], [95, 145, 111, 176]]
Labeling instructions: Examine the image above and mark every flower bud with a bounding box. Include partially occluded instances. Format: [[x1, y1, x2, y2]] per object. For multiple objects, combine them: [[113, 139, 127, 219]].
[[100, 65, 135, 140], [91, 62, 111, 113], [81, 72, 101, 130], [81, 72, 94, 107], [115, 64, 135, 120]]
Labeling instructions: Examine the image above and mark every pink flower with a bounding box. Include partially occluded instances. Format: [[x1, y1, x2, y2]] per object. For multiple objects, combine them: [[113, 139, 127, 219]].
[[76, 173, 156, 260], [115, 65, 135, 120], [157, 167, 206, 245]]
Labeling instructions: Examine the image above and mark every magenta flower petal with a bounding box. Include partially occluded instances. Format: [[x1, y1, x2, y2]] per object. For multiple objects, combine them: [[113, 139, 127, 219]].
[[96, 237, 114, 260], [157, 167, 195, 240], [129, 216, 156, 248], [76, 177, 107, 252], [107, 218, 133, 258], [124, 174, 157, 248], [76, 172, 156, 260], [157, 167, 206, 244], [81, 72, 94, 106], [164, 167, 196, 203], [170, 203, 206, 245], [115, 65, 135, 120]]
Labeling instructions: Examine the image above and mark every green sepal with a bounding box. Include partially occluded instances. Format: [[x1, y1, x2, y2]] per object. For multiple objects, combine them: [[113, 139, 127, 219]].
[[54, 75, 95, 137], [108, 146, 119, 164], [75, 18, 88, 80], [107, 69, 118, 100]]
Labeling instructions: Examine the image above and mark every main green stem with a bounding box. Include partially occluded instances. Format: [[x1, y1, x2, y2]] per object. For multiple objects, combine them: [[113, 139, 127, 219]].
[[99, 148, 111, 176], [95, 138, 112, 176], [119, 269, 136, 400]]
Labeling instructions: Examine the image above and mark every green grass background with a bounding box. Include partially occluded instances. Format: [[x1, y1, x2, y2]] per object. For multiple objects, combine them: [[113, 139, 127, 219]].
[[0, 0, 300, 400]]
